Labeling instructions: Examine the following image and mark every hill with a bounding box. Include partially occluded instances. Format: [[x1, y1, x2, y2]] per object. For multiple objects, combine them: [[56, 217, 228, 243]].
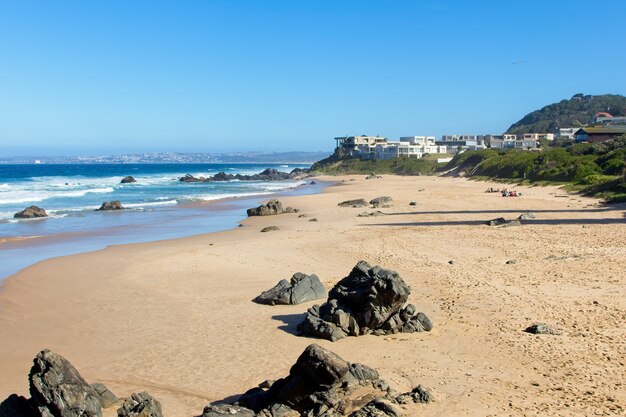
[[506, 94, 626, 135]]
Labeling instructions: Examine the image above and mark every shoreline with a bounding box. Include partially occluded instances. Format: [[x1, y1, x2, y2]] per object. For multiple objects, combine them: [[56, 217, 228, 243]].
[[0, 179, 329, 283], [0, 174, 624, 416]]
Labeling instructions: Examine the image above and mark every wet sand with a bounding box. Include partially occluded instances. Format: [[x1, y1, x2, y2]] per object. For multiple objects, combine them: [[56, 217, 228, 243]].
[[0, 175, 624, 416]]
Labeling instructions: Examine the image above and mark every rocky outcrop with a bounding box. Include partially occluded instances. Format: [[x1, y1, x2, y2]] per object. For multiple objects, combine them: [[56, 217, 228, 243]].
[[298, 261, 432, 341], [179, 168, 308, 183], [14, 206, 48, 219], [97, 201, 124, 211], [261, 226, 280, 233], [254, 273, 327, 306], [91, 384, 118, 408], [29, 349, 102, 417], [120, 176, 136, 184], [230, 344, 395, 416], [116, 393, 162, 417], [338, 199, 368, 208], [247, 200, 284, 216], [369, 196, 392, 207]]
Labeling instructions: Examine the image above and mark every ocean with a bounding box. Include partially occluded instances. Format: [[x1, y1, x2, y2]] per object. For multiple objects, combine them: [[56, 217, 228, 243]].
[[0, 163, 320, 280]]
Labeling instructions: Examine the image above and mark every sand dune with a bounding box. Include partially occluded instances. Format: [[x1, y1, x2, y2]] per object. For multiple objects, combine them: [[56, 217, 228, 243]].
[[0, 175, 624, 416]]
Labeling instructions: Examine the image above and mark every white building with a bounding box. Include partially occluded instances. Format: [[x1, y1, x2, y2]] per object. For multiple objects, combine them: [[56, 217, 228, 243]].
[[437, 135, 486, 152], [399, 136, 446, 154], [375, 141, 424, 159], [556, 128, 578, 140], [335, 135, 388, 158]]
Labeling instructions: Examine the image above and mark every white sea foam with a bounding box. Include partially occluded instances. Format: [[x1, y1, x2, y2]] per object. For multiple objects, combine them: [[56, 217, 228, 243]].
[[124, 200, 178, 209]]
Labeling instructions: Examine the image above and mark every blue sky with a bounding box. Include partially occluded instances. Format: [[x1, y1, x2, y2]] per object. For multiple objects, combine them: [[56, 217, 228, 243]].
[[1, 0, 625, 156]]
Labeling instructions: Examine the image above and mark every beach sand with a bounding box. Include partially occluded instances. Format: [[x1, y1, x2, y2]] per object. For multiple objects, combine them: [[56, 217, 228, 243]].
[[0, 175, 624, 416]]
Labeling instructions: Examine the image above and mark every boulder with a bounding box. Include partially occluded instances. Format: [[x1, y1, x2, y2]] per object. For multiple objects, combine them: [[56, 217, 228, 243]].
[[116, 393, 162, 417], [29, 349, 102, 417], [369, 196, 392, 207], [261, 226, 280, 233], [91, 384, 118, 408], [97, 201, 124, 211], [254, 273, 327, 306], [525, 323, 560, 335], [395, 385, 433, 404], [234, 344, 391, 416], [120, 176, 136, 184], [0, 394, 37, 417], [338, 199, 368, 208], [247, 200, 284, 216], [297, 261, 432, 341], [14, 206, 48, 219]]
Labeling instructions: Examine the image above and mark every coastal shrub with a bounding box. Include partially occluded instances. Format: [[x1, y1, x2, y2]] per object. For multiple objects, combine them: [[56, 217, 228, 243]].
[[601, 157, 625, 175]]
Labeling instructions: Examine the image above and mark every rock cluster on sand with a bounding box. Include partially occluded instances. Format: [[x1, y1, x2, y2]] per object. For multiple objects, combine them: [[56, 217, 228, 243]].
[[247, 200, 298, 216], [369, 196, 392, 207], [297, 261, 433, 341], [260, 226, 280, 233], [14, 206, 48, 219], [97, 201, 124, 211], [365, 172, 382, 179], [525, 323, 560, 335], [0, 349, 161, 417], [120, 176, 137, 184], [338, 199, 368, 208], [254, 273, 327, 306], [202, 344, 430, 417], [179, 168, 308, 183]]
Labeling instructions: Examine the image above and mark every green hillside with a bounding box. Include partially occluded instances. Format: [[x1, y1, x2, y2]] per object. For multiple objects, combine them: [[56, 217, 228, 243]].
[[506, 94, 626, 135]]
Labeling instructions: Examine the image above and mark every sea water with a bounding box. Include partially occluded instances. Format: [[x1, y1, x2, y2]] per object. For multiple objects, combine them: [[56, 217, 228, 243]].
[[0, 163, 319, 280]]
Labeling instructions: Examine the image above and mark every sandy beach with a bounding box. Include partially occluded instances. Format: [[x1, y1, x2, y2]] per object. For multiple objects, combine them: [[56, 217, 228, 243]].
[[0, 175, 624, 416]]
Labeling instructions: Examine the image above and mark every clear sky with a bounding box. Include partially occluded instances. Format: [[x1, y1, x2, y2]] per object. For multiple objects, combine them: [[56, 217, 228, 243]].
[[1, 0, 625, 156]]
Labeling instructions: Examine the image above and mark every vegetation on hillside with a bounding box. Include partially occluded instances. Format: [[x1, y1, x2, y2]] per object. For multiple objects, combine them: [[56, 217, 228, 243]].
[[311, 153, 446, 175], [506, 94, 626, 134], [443, 136, 626, 202]]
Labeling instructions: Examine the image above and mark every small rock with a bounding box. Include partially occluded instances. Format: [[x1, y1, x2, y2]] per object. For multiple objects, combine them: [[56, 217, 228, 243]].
[[518, 213, 536, 220], [525, 323, 560, 335], [254, 273, 327, 305], [369, 196, 392, 207], [14, 206, 48, 219], [396, 385, 434, 404], [506, 260, 517, 265], [261, 226, 280, 233], [358, 211, 384, 217], [310, 181, 316, 185], [120, 176, 137, 184], [201, 405, 255, 417], [309, 218, 318, 222], [117, 392, 162, 417], [486, 217, 521, 227], [92, 383, 119, 408], [298, 214, 308, 218], [338, 199, 368, 208], [97, 201, 124, 211], [247, 200, 284, 216], [409, 201, 417, 206], [448, 260, 455, 265]]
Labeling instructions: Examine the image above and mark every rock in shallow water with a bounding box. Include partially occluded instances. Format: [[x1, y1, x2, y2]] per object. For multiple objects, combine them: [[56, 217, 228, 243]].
[[254, 273, 327, 305], [14, 206, 47, 219], [97, 201, 124, 211], [248, 200, 284, 216], [120, 176, 136, 184], [297, 261, 433, 341]]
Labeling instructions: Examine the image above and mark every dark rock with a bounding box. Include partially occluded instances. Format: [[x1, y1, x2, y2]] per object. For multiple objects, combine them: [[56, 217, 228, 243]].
[[485, 217, 521, 227], [506, 260, 517, 265], [120, 176, 136, 184], [283, 207, 300, 214], [348, 399, 401, 417], [338, 199, 368, 208], [309, 218, 318, 222], [256, 404, 299, 417], [201, 405, 255, 417], [525, 323, 560, 335], [29, 349, 102, 417], [116, 392, 162, 417], [298, 214, 308, 218], [409, 201, 417, 206], [396, 385, 433, 404], [0, 394, 37, 417], [365, 172, 382, 180], [14, 206, 48, 219], [358, 211, 384, 217], [179, 168, 308, 183], [97, 201, 124, 211], [310, 181, 316, 185], [298, 261, 432, 341], [254, 273, 327, 306], [91, 383, 118, 408], [261, 226, 280, 233], [247, 200, 284, 216], [369, 196, 392, 207], [448, 260, 455, 265], [518, 213, 536, 220]]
